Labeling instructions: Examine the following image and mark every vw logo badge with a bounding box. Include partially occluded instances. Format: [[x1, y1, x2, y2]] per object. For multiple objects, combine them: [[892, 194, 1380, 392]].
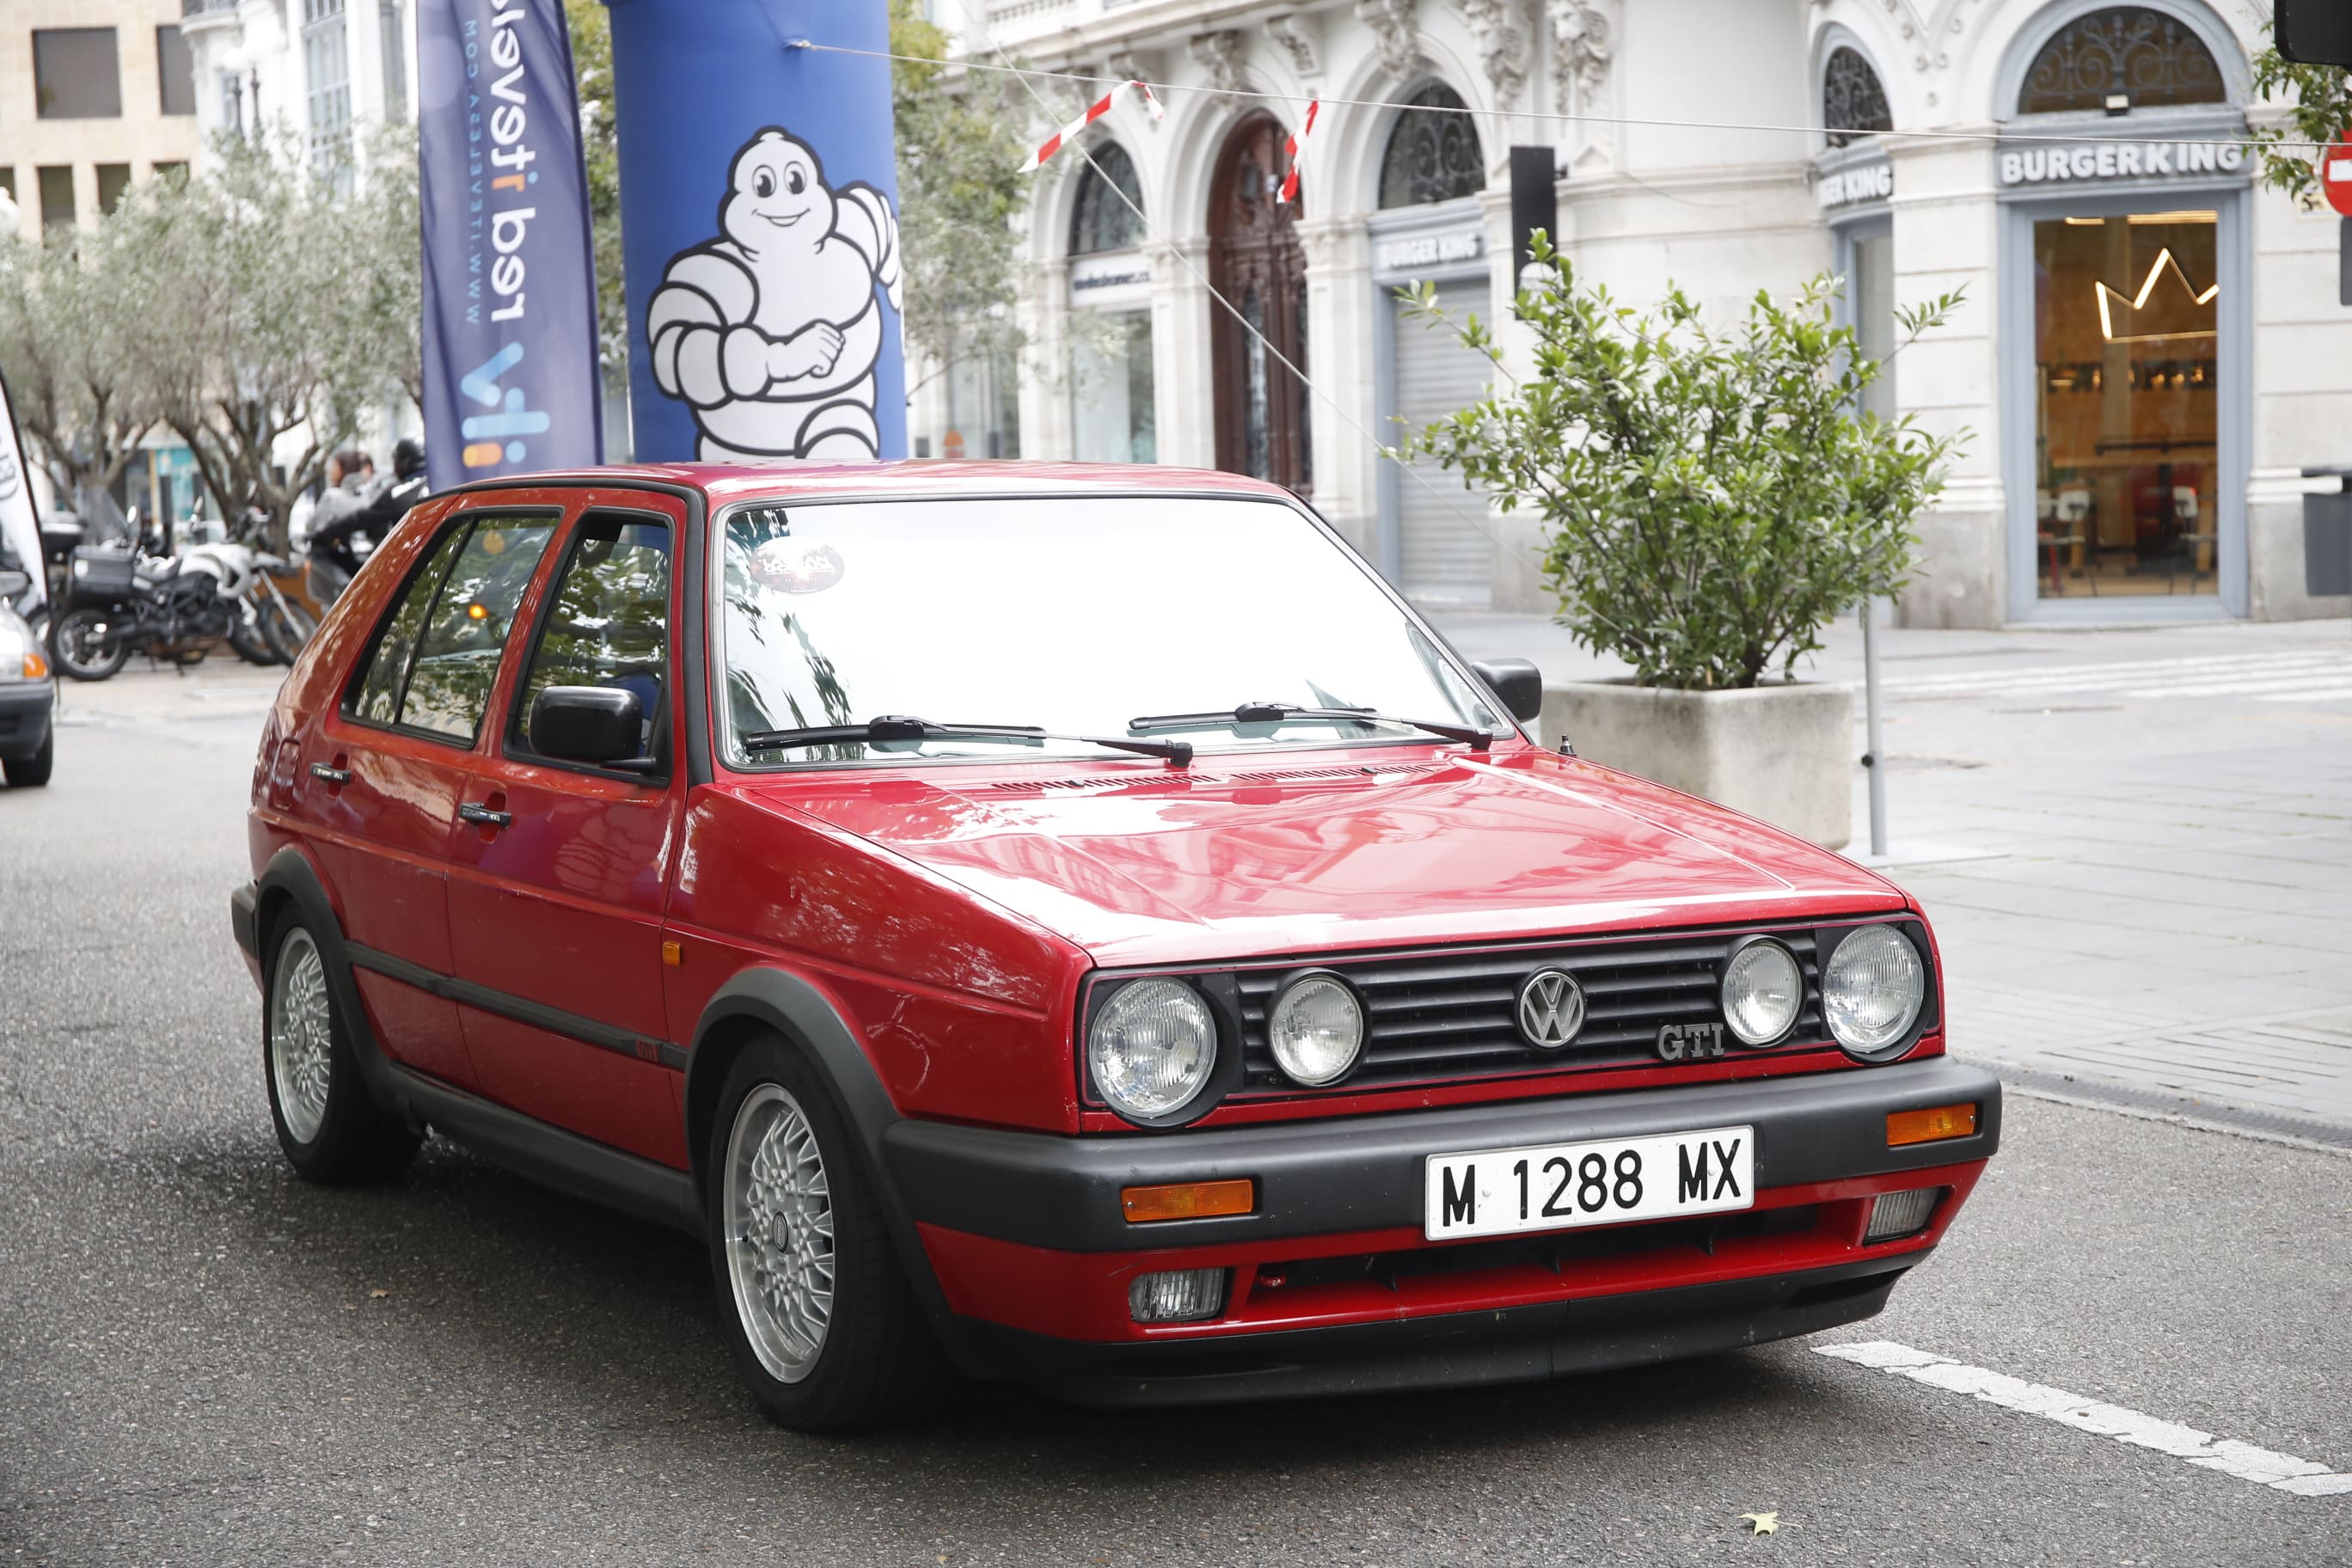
[[1516, 969, 1586, 1050]]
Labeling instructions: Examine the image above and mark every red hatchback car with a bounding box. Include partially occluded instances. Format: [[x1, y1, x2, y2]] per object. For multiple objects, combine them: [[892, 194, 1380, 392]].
[[231, 462, 2000, 1430]]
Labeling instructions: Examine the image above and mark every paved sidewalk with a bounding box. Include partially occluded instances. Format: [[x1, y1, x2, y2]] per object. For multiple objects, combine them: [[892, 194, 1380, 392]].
[[1434, 609, 2352, 1128]]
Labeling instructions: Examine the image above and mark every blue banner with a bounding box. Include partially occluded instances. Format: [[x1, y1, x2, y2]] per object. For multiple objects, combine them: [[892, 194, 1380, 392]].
[[606, 0, 906, 462], [417, 0, 603, 492]]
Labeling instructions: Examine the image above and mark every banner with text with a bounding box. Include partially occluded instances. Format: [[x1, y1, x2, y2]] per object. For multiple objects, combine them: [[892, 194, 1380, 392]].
[[0, 370, 44, 603], [417, 0, 602, 492]]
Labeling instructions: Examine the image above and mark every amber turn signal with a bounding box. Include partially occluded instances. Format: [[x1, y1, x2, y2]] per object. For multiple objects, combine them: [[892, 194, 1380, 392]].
[[1121, 1179, 1254, 1223], [1887, 1103, 1978, 1147], [21, 652, 47, 679]]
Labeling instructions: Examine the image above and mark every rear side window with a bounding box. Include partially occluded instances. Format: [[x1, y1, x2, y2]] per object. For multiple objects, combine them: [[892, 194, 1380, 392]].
[[511, 515, 672, 760], [352, 526, 466, 725], [347, 513, 555, 742]]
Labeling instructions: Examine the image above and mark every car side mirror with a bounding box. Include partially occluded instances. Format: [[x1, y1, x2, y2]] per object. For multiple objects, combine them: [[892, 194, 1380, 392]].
[[0, 569, 28, 597], [530, 685, 646, 767], [1471, 658, 1543, 723]]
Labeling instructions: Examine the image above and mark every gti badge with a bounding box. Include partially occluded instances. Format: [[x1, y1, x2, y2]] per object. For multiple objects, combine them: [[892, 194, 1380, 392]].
[[1657, 1020, 1729, 1062], [1516, 969, 1586, 1050]]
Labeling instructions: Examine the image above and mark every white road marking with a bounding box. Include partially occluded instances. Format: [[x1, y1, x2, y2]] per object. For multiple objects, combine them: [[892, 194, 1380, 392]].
[[1815, 1341, 2352, 1498], [1880, 651, 2350, 703], [1888, 652, 2345, 690], [2250, 693, 2352, 705]]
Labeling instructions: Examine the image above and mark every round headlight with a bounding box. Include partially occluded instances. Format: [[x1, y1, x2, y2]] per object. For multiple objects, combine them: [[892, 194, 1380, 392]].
[[1720, 940, 1803, 1045], [1267, 973, 1363, 1087], [1822, 924, 1926, 1057], [1087, 979, 1217, 1120]]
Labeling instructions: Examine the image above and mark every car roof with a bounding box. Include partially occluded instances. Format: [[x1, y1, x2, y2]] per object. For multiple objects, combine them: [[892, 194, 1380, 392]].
[[454, 461, 1302, 509]]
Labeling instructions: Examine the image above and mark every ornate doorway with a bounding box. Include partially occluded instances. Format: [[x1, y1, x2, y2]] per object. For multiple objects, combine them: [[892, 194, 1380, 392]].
[[1208, 114, 1311, 493]]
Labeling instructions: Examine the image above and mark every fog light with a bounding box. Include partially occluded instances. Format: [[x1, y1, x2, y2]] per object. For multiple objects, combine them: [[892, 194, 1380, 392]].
[[1128, 1267, 1227, 1323], [1865, 1187, 1942, 1242]]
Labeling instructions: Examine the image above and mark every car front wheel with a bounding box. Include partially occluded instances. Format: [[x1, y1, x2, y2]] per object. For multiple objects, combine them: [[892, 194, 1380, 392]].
[[707, 1040, 942, 1431], [3, 730, 52, 787], [264, 919, 419, 1183]]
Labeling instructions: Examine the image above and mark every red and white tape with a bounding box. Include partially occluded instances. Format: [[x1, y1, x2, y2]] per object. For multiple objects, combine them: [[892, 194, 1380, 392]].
[[1276, 98, 1320, 204], [1026, 80, 1166, 171]]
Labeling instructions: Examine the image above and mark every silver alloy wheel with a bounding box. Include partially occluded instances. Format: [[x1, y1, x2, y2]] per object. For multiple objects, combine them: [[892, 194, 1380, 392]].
[[722, 1084, 836, 1383], [268, 928, 334, 1144]]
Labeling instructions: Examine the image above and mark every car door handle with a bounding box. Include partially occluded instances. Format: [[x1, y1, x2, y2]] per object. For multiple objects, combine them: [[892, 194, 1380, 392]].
[[458, 803, 513, 829], [309, 763, 352, 785]]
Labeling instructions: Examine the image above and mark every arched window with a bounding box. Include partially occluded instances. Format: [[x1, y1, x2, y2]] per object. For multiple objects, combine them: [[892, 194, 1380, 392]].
[[1378, 84, 1485, 209], [2018, 6, 2224, 115], [1069, 142, 1145, 254], [1822, 46, 1892, 147]]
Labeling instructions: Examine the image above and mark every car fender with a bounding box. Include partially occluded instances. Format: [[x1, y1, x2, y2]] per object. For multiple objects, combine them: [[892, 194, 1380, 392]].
[[248, 845, 409, 1113], [686, 966, 994, 1376]]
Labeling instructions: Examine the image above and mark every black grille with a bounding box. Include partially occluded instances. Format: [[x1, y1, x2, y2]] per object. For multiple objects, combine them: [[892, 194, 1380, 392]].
[[1233, 927, 1825, 1092]]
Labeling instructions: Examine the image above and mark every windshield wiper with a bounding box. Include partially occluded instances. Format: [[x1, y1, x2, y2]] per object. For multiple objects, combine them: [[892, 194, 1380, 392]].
[[1127, 701, 1491, 750], [740, 714, 1192, 766]]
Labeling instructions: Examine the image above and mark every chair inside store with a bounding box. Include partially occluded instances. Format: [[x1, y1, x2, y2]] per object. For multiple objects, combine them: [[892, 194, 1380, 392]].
[[2032, 209, 2219, 597]]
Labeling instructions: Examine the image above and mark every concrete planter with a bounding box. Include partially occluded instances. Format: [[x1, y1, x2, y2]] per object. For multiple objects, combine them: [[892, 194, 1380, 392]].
[[1540, 680, 1855, 850]]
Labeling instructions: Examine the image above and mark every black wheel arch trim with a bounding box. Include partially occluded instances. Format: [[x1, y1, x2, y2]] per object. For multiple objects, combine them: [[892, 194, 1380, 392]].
[[685, 966, 995, 1377]]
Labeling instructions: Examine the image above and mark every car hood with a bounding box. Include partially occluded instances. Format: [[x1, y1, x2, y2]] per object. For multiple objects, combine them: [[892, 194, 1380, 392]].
[[744, 747, 1906, 967]]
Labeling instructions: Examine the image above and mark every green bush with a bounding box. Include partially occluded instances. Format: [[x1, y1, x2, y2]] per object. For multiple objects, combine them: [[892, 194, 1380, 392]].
[[1398, 237, 1964, 689]]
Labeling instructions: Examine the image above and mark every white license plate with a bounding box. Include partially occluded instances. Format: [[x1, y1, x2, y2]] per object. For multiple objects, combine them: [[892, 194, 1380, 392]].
[[1424, 1124, 1755, 1240]]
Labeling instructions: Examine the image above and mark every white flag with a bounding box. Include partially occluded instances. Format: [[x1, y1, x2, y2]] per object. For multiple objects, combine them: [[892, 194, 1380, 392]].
[[0, 370, 42, 604]]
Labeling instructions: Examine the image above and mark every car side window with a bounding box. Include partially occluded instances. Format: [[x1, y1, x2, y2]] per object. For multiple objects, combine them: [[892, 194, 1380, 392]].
[[347, 513, 555, 743], [351, 524, 468, 726], [511, 515, 672, 763]]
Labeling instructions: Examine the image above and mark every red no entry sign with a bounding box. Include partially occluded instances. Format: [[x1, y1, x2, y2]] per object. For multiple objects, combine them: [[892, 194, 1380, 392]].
[[2325, 130, 2352, 217]]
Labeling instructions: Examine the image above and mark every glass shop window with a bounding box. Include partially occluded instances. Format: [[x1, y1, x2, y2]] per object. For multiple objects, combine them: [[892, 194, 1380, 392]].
[[2031, 210, 2220, 600]]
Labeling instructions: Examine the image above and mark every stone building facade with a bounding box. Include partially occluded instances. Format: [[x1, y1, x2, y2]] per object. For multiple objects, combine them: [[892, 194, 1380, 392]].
[[918, 0, 2346, 628]]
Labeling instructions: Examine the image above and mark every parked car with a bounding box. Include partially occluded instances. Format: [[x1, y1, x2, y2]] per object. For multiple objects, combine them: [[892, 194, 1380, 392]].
[[0, 572, 55, 787], [230, 463, 2000, 1430]]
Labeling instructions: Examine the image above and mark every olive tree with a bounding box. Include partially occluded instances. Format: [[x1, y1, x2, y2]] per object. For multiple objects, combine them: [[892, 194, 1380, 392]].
[[0, 213, 163, 532], [117, 129, 418, 548], [889, 0, 1032, 398], [1397, 238, 1965, 690]]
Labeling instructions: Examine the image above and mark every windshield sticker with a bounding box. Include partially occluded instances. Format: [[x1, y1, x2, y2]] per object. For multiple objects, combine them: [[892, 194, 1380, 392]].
[[748, 539, 845, 594]]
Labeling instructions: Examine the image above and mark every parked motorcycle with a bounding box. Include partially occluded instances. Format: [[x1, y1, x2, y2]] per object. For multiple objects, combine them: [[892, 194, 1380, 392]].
[[181, 536, 317, 665]]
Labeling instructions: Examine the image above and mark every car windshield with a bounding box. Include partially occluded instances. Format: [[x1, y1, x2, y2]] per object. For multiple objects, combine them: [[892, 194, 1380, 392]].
[[716, 494, 1504, 766]]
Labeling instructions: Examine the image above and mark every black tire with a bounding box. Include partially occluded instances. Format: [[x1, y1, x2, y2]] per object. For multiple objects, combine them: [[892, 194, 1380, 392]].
[[262, 916, 419, 1184], [2, 730, 52, 788], [262, 597, 316, 664], [48, 606, 129, 682], [228, 604, 281, 666], [704, 1038, 945, 1431]]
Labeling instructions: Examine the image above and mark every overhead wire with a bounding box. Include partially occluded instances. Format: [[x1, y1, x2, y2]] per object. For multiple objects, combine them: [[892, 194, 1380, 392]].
[[790, 38, 2341, 155], [793, 18, 1533, 561]]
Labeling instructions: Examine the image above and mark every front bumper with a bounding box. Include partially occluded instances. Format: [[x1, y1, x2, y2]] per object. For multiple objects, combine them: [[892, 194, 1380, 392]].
[[0, 679, 53, 762], [891, 1057, 2000, 1405]]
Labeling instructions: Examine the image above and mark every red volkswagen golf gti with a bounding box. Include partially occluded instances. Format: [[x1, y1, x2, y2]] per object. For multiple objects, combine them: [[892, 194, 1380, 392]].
[[231, 462, 2000, 1430]]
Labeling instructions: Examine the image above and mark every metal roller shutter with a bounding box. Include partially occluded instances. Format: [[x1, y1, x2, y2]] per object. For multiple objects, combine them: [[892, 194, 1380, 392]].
[[1390, 279, 1496, 607]]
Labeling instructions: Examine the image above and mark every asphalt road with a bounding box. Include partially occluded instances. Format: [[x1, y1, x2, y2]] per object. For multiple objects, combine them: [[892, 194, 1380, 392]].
[[3, 683, 2349, 1566]]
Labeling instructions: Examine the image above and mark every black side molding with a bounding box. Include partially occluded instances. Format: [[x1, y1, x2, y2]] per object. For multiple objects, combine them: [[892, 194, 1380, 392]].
[[346, 941, 688, 1070]]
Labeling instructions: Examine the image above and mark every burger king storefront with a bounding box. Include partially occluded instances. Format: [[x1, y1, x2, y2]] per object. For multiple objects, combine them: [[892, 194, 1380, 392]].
[[1996, 111, 2251, 619]]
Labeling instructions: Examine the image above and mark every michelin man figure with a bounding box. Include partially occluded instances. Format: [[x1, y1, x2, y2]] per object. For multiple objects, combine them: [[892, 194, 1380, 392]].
[[647, 129, 903, 460]]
